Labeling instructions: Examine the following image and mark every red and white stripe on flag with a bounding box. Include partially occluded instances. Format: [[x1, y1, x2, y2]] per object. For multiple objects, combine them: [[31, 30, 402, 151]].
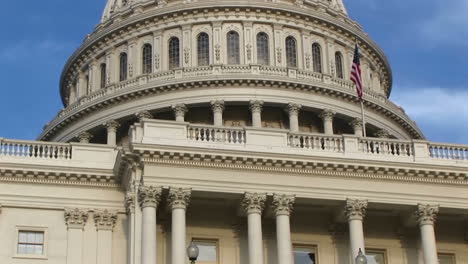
[[350, 45, 363, 101]]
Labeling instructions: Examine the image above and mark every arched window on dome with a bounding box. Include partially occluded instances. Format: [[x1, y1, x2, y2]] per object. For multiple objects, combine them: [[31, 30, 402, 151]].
[[197, 33, 210, 66], [312, 43, 322, 73], [227, 31, 240, 64], [100, 63, 107, 89], [335, 51, 344, 79], [286, 36, 297, 68], [119, 52, 128, 81], [256, 32, 270, 65], [142, 43, 153, 74], [169, 37, 180, 70]]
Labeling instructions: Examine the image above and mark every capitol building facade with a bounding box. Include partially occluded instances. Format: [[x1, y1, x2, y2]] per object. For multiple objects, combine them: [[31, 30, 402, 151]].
[[0, 0, 467, 264]]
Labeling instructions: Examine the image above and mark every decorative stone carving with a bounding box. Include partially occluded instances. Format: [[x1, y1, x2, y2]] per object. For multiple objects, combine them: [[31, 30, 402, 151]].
[[349, 119, 363, 130], [272, 194, 295, 216], [104, 120, 120, 132], [64, 208, 89, 229], [415, 204, 439, 225], [184, 48, 190, 64], [319, 109, 336, 121], [138, 185, 162, 208], [276, 47, 282, 64], [167, 188, 192, 210], [211, 100, 225, 113], [94, 209, 118, 230], [135, 110, 153, 121], [286, 103, 302, 116], [375, 129, 390, 139], [246, 44, 252, 61], [249, 100, 264, 114], [125, 194, 135, 214], [215, 44, 221, 62], [78, 131, 93, 143], [305, 52, 311, 68], [344, 199, 368, 221], [154, 54, 160, 70], [242, 192, 267, 214], [172, 104, 188, 120], [128, 63, 134, 77]]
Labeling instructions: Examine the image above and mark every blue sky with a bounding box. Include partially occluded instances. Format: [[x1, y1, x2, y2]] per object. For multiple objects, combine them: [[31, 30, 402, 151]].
[[0, 0, 467, 144]]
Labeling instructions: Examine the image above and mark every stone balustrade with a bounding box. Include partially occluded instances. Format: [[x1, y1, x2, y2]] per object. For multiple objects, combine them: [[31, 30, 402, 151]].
[[0, 138, 73, 160], [288, 133, 344, 153], [429, 143, 468, 160], [187, 125, 246, 145]]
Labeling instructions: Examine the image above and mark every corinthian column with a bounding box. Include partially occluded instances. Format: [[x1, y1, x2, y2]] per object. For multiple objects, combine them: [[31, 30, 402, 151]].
[[138, 186, 162, 264], [211, 100, 225, 126], [168, 188, 192, 264], [344, 199, 368, 260], [104, 120, 120, 146], [172, 104, 188, 122], [242, 192, 267, 264], [125, 194, 136, 264], [94, 210, 118, 264], [65, 209, 89, 264], [78, 131, 93, 143], [349, 119, 364, 137], [249, 100, 264, 128], [286, 103, 302, 132], [319, 109, 335, 135], [416, 204, 439, 264], [135, 111, 153, 122], [272, 194, 295, 264]]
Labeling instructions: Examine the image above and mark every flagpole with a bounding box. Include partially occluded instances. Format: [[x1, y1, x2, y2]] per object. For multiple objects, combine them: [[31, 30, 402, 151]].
[[360, 99, 367, 137]]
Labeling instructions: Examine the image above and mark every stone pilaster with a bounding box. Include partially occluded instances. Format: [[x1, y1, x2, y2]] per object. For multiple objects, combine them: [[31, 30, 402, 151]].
[[172, 104, 188, 122], [78, 131, 93, 144], [94, 210, 118, 231], [125, 194, 136, 214], [65, 208, 89, 264], [94, 210, 118, 264], [65, 208, 89, 229]]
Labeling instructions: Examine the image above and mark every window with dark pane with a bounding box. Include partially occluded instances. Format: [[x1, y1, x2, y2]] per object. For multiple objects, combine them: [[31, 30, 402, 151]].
[[197, 33, 210, 66], [17, 231, 45, 255], [286, 36, 297, 68], [100, 63, 107, 88], [256, 32, 270, 65], [312, 43, 322, 73], [335, 52, 344, 79], [142, 43, 153, 74], [169, 37, 180, 70], [119, 52, 128, 81], [227, 31, 240, 64], [294, 246, 317, 264]]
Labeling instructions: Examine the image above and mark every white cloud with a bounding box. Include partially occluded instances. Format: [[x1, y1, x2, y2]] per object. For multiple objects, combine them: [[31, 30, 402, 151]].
[[391, 87, 468, 144]]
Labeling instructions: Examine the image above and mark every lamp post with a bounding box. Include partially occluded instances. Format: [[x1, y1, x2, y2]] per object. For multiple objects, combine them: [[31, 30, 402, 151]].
[[355, 248, 368, 264], [187, 241, 199, 264]]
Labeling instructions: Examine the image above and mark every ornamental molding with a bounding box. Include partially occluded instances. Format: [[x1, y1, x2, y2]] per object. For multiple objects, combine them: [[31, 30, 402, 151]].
[[125, 194, 136, 214], [211, 100, 225, 113], [242, 192, 267, 214], [344, 199, 368, 221], [64, 208, 89, 229], [172, 104, 188, 117], [44, 75, 422, 142], [415, 204, 439, 226], [104, 120, 121, 131], [249, 100, 264, 113], [60, 3, 392, 101], [135, 150, 468, 186], [167, 187, 192, 210], [286, 103, 302, 116], [94, 209, 118, 230], [272, 194, 295, 216], [138, 185, 162, 208], [319, 109, 336, 121]]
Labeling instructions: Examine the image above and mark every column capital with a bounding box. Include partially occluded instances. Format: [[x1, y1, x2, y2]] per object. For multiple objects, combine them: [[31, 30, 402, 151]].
[[211, 100, 225, 113], [375, 129, 391, 139], [416, 204, 439, 226], [125, 194, 136, 214], [94, 209, 118, 231], [344, 199, 368, 221], [135, 110, 153, 121], [138, 185, 162, 208], [103, 120, 120, 131], [172, 104, 188, 116], [78, 131, 93, 143], [319, 109, 336, 121], [64, 208, 89, 229], [249, 100, 264, 113], [242, 192, 267, 214], [285, 103, 302, 116], [168, 188, 192, 210], [349, 118, 363, 129], [272, 194, 295, 216]]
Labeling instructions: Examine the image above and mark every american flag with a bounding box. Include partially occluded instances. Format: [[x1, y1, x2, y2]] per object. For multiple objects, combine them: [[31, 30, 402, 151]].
[[350, 45, 363, 101]]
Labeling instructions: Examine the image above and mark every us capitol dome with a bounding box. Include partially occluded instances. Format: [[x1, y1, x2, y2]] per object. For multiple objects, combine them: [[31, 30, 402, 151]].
[[0, 1, 467, 264]]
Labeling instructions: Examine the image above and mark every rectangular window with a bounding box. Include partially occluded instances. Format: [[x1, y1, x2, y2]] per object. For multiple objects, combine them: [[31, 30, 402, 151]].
[[294, 245, 317, 264], [438, 253, 456, 264], [17, 231, 45, 256], [366, 249, 387, 264], [193, 239, 218, 264]]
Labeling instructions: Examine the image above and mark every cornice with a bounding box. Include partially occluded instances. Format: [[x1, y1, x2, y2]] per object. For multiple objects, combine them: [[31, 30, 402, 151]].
[[133, 147, 468, 186], [41, 75, 422, 141], [60, 2, 392, 104]]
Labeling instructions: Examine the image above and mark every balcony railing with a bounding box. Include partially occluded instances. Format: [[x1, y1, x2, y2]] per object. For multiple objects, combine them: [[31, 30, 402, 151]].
[[0, 139, 72, 160], [288, 133, 344, 153], [429, 143, 468, 160], [359, 138, 414, 157], [188, 125, 246, 145]]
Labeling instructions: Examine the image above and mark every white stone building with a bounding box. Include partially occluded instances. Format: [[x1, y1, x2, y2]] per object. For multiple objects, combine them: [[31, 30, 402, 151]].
[[0, 0, 467, 264]]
